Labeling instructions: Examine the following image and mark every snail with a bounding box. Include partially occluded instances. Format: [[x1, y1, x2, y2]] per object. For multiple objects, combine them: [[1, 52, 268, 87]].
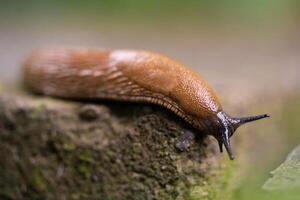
[[22, 48, 269, 160]]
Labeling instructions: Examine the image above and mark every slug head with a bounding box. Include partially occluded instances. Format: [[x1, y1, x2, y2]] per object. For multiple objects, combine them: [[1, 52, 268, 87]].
[[215, 112, 269, 160]]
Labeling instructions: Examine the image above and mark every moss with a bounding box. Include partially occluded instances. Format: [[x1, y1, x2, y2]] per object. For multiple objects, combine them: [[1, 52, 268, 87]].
[[63, 143, 76, 151], [77, 165, 91, 178], [29, 171, 48, 192], [78, 151, 96, 164], [186, 159, 235, 200]]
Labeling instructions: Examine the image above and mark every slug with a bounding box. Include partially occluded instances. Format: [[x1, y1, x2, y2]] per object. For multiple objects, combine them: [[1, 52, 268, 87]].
[[22, 47, 269, 160]]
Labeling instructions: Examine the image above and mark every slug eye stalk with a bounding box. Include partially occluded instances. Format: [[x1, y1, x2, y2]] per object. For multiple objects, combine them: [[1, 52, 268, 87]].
[[234, 114, 270, 128]]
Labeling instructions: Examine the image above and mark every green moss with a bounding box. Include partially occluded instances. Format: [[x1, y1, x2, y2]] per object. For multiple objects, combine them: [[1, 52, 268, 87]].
[[77, 165, 91, 178], [63, 143, 76, 151], [78, 151, 95, 164], [185, 159, 235, 200], [29, 171, 47, 192]]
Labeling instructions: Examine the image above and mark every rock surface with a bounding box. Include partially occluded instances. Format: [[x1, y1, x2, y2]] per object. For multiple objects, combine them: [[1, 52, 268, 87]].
[[0, 87, 230, 200]]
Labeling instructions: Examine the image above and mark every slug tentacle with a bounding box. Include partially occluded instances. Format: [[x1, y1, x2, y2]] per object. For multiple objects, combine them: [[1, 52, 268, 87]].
[[233, 114, 270, 128], [22, 47, 270, 160], [216, 112, 269, 159], [218, 140, 223, 153], [222, 130, 234, 160]]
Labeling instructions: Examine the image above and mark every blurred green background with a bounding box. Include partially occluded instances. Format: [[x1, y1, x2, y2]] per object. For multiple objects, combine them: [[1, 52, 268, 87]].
[[1, 0, 299, 85], [0, 1, 300, 199]]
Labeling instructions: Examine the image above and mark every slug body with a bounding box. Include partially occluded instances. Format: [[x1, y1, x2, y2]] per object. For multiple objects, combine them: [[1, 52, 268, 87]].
[[22, 48, 269, 160]]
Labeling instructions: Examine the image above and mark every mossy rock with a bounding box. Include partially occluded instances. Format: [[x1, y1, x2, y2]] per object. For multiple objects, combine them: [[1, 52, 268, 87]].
[[0, 88, 233, 200]]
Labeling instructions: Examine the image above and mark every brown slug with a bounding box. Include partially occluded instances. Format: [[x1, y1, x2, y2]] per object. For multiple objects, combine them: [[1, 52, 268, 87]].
[[22, 47, 269, 160]]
